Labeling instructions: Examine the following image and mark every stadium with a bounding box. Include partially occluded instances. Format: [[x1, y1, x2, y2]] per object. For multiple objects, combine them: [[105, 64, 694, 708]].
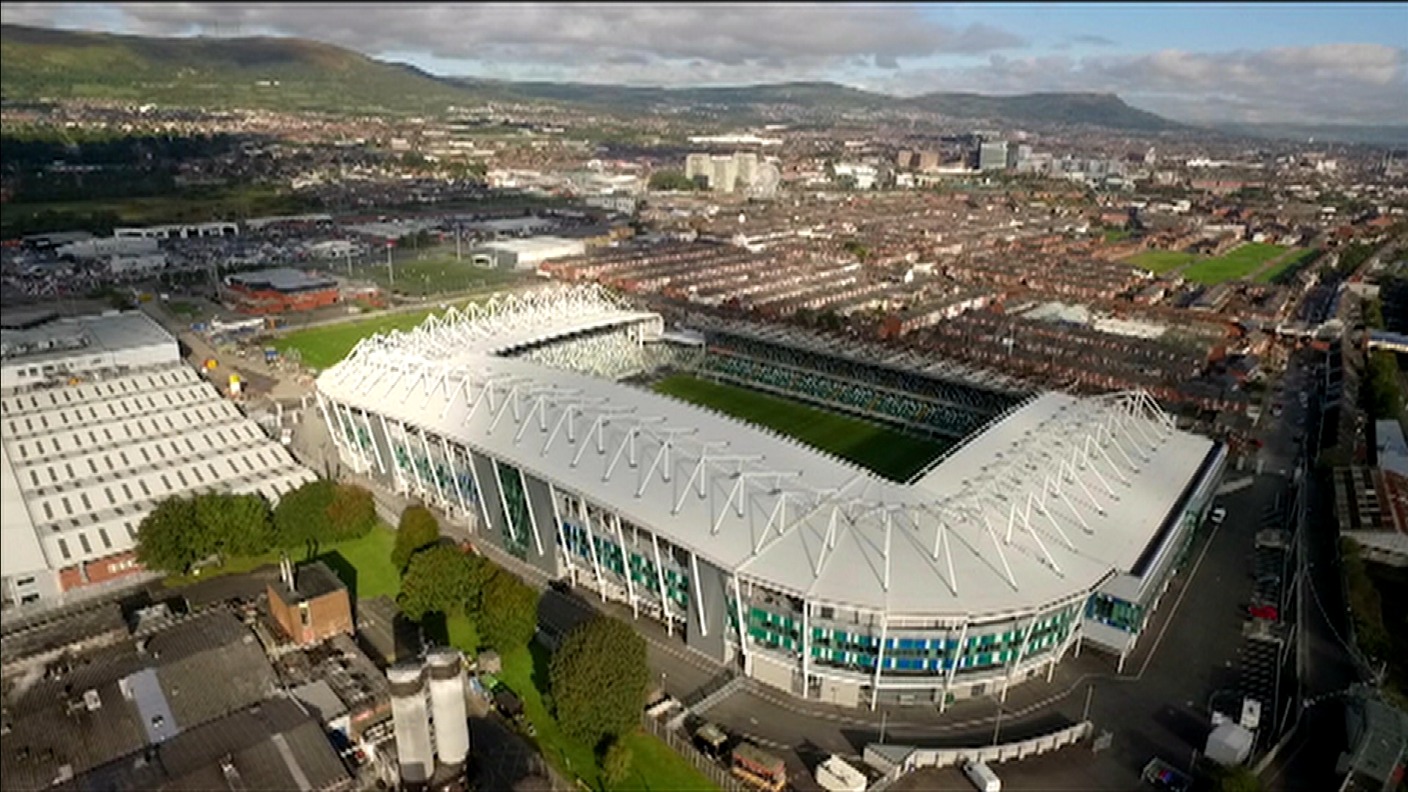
[[315, 286, 1225, 710]]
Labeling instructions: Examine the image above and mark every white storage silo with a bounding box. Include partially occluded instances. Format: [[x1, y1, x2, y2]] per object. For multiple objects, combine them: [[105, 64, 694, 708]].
[[426, 648, 470, 768], [387, 662, 434, 784]]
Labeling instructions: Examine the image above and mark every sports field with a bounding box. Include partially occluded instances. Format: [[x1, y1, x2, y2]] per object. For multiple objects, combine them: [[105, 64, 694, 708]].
[[272, 309, 440, 371], [1254, 248, 1317, 284], [1182, 243, 1287, 285], [652, 374, 948, 482], [1124, 250, 1201, 274]]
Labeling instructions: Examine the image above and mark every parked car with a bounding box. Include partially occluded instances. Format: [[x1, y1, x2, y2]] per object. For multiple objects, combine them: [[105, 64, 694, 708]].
[[1141, 758, 1192, 792]]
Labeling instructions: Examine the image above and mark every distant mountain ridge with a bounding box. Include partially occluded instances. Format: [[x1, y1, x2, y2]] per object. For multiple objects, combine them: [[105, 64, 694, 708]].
[[4, 23, 1182, 132]]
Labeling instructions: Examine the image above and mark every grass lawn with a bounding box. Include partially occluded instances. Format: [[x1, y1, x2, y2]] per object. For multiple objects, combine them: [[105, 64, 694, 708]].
[[358, 249, 532, 297], [1254, 248, 1317, 284], [1102, 228, 1133, 243], [653, 374, 947, 481], [164, 523, 399, 596], [1183, 243, 1287, 286], [272, 310, 441, 371], [1124, 249, 1202, 274], [498, 644, 717, 792]]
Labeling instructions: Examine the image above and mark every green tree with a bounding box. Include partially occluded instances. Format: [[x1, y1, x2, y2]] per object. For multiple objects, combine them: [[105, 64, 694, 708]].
[[648, 170, 696, 192], [273, 479, 336, 551], [135, 497, 204, 574], [393, 505, 442, 572], [327, 483, 377, 540], [549, 615, 648, 749], [195, 492, 274, 560], [478, 570, 541, 652], [601, 737, 634, 786], [398, 545, 475, 622]]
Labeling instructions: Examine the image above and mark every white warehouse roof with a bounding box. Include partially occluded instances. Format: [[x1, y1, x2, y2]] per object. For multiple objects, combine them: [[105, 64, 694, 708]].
[[0, 364, 316, 582]]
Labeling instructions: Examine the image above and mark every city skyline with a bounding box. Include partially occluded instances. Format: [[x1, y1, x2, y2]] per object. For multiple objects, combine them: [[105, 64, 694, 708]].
[[1, 2, 1405, 126]]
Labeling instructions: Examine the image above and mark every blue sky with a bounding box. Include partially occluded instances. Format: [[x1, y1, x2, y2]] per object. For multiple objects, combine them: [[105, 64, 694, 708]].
[[4, 2, 1406, 124]]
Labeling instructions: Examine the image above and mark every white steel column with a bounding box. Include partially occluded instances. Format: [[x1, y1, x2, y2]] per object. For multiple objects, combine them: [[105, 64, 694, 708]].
[[939, 619, 970, 714], [652, 533, 673, 636], [397, 421, 428, 494], [353, 407, 386, 474], [689, 552, 708, 638], [547, 482, 576, 579], [464, 448, 495, 535], [417, 426, 446, 505], [800, 601, 811, 700], [613, 514, 638, 618], [577, 499, 607, 602], [518, 468, 546, 557], [490, 458, 520, 543], [440, 437, 470, 519], [869, 613, 889, 711], [377, 413, 406, 490], [732, 576, 751, 673], [315, 392, 345, 454]]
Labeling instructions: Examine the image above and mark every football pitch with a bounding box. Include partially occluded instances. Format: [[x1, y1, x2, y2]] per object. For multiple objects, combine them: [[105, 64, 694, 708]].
[[1182, 242, 1287, 285], [652, 374, 949, 482]]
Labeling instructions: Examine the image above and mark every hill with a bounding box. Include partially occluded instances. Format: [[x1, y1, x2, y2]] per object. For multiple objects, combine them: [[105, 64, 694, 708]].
[[0, 24, 467, 114], [901, 91, 1181, 132], [2, 24, 1184, 132]]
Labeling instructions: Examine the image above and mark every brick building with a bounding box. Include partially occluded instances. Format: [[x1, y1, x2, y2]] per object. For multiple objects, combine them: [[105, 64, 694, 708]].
[[267, 558, 354, 647], [225, 268, 340, 314]]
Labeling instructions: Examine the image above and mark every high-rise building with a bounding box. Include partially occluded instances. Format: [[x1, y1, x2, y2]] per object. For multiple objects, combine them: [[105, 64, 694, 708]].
[[735, 152, 759, 189], [712, 157, 739, 193], [685, 153, 712, 186], [979, 141, 1010, 171]]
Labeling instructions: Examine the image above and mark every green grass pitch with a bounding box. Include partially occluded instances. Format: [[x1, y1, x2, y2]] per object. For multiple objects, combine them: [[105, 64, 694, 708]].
[[652, 374, 949, 482]]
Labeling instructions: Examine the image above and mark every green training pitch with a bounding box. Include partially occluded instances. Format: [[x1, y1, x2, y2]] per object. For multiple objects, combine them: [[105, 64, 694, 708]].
[[1253, 248, 1315, 284], [1124, 250, 1202, 274], [1182, 242, 1287, 285], [653, 374, 949, 482], [272, 309, 439, 371]]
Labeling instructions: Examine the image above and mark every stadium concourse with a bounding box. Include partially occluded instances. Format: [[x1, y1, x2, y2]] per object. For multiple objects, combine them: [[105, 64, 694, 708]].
[[315, 285, 1226, 711]]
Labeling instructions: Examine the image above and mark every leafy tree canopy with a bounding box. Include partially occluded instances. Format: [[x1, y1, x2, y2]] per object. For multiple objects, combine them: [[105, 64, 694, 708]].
[[602, 738, 634, 786], [478, 570, 540, 652], [135, 496, 203, 574], [393, 505, 442, 572], [549, 615, 648, 749], [397, 545, 475, 622]]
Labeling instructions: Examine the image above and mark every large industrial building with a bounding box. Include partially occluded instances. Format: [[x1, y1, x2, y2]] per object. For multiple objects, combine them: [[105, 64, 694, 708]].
[[224, 268, 340, 314], [0, 309, 316, 606], [315, 286, 1225, 709]]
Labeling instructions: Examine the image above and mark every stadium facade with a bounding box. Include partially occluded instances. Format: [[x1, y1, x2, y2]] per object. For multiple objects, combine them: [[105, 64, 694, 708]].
[[316, 286, 1225, 709]]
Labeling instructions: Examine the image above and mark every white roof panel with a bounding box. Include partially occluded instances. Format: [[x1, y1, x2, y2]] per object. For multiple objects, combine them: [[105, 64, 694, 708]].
[[319, 285, 1218, 617]]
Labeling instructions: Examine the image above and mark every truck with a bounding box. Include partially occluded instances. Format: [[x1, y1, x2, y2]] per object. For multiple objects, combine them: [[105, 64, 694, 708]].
[[1204, 721, 1254, 766], [730, 742, 786, 792]]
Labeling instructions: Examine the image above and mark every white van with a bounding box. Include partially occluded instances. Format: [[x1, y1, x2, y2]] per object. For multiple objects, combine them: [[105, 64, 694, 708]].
[[961, 759, 1001, 792]]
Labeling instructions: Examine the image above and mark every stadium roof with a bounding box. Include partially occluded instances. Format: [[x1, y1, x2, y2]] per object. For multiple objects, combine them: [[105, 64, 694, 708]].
[[319, 286, 1215, 618]]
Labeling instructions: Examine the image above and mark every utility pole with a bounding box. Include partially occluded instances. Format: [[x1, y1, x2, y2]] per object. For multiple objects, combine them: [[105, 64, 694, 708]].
[[992, 703, 1004, 746], [879, 709, 888, 744], [386, 241, 395, 289], [455, 226, 463, 262], [1082, 685, 1094, 721]]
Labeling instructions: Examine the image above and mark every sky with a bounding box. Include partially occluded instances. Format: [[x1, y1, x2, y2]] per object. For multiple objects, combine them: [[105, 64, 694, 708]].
[[2, 2, 1406, 125]]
